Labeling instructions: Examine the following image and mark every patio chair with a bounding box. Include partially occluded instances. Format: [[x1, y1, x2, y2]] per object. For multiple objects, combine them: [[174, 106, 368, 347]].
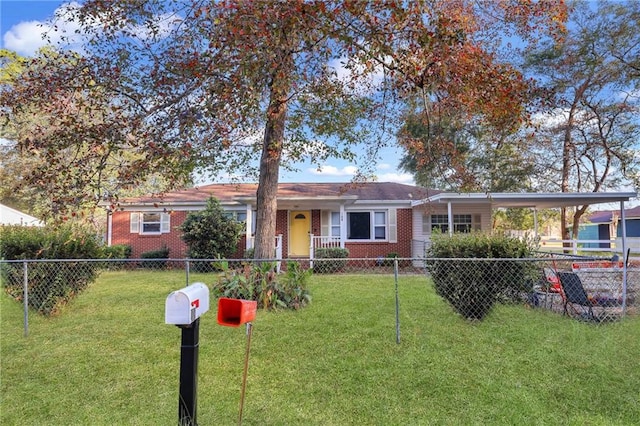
[[556, 271, 619, 322]]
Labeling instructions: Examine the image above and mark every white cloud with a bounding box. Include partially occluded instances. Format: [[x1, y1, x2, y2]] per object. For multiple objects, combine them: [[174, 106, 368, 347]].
[[3, 21, 49, 56], [309, 165, 358, 177], [307, 163, 414, 184], [3, 2, 84, 57], [377, 172, 415, 184]]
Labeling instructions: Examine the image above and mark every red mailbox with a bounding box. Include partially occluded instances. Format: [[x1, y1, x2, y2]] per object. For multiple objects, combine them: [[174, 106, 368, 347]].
[[217, 298, 257, 327]]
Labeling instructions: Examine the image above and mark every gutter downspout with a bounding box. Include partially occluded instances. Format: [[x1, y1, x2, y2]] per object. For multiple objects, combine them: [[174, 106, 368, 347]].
[[107, 211, 113, 246]]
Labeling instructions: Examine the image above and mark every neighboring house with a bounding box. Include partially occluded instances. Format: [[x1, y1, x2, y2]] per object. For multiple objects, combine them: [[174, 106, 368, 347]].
[[580, 206, 640, 252], [104, 183, 638, 259], [0, 203, 43, 227]]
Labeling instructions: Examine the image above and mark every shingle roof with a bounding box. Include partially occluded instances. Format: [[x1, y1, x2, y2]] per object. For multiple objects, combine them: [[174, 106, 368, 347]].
[[587, 205, 640, 223], [119, 182, 437, 205]]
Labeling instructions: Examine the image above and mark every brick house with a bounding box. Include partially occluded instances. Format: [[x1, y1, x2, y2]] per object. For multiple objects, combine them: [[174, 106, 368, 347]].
[[104, 183, 638, 259]]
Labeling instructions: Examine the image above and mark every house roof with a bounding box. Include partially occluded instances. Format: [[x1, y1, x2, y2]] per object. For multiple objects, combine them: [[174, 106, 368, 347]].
[[0, 203, 44, 226], [587, 205, 640, 223], [114, 182, 438, 209], [112, 184, 638, 212], [411, 192, 639, 209]]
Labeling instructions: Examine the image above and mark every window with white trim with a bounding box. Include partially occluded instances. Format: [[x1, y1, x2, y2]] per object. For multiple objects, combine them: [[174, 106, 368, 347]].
[[330, 212, 340, 237], [346, 211, 387, 240], [429, 214, 479, 233], [222, 210, 256, 234], [130, 212, 170, 235]]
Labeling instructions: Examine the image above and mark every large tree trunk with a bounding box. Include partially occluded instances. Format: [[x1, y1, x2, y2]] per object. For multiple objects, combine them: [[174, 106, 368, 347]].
[[254, 87, 288, 260]]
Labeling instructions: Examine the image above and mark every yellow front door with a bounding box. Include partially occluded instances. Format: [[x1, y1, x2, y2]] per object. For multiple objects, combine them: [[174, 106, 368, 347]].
[[289, 211, 310, 256]]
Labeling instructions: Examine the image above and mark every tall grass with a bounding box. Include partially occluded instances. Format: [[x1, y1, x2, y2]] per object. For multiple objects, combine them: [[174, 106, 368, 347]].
[[2, 270, 639, 425]]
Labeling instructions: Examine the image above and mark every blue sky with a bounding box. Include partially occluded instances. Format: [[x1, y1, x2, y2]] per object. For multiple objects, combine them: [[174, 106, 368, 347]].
[[0, 0, 413, 185]]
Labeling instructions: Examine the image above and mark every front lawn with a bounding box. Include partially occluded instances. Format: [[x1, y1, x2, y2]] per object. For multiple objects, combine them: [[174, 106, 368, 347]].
[[2, 270, 639, 425]]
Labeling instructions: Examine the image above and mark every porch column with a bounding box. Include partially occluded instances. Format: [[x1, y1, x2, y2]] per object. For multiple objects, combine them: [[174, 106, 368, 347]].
[[245, 204, 253, 250], [620, 200, 627, 255], [107, 211, 113, 246], [620, 200, 629, 313], [533, 208, 539, 238], [340, 204, 346, 248], [447, 202, 453, 237]]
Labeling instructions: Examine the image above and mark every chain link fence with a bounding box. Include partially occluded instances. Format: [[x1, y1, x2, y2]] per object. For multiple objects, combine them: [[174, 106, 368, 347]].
[[2, 255, 638, 336]]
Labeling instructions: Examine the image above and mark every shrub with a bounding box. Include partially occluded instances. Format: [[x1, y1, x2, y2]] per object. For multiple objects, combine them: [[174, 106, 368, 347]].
[[426, 232, 536, 320], [101, 244, 132, 259], [212, 261, 312, 310], [313, 247, 349, 273], [0, 224, 102, 316], [180, 197, 243, 261], [140, 246, 170, 269], [243, 248, 255, 259], [100, 244, 131, 270]]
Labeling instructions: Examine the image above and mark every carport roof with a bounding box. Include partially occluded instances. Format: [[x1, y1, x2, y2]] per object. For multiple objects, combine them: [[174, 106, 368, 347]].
[[411, 192, 639, 209]]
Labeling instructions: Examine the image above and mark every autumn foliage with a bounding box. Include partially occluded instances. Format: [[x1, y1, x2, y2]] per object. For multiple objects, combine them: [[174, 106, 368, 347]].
[[0, 0, 567, 256]]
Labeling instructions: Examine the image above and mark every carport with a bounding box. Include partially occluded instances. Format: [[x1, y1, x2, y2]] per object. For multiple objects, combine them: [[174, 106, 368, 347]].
[[411, 191, 639, 255]]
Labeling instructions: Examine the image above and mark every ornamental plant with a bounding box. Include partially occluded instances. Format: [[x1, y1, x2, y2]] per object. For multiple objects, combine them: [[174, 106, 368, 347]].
[[0, 224, 102, 316], [426, 231, 537, 320], [179, 197, 243, 270], [212, 261, 312, 310]]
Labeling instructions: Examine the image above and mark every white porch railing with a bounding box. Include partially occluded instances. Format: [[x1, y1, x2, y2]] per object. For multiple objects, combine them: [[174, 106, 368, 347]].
[[310, 235, 342, 249], [309, 235, 342, 262], [246, 234, 283, 259]]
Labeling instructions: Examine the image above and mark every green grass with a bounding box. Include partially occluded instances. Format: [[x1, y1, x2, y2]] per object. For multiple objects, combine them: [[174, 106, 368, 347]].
[[2, 270, 640, 425]]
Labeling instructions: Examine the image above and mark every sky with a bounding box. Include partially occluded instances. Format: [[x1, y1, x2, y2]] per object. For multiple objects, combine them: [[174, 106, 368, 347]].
[[0, 0, 414, 185]]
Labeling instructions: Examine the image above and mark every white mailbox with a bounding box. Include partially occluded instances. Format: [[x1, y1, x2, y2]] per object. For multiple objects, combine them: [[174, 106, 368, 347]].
[[165, 282, 210, 325]]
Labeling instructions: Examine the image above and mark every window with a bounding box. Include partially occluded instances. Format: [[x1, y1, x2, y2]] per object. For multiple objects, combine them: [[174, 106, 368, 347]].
[[222, 210, 255, 234], [142, 213, 162, 233], [346, 211, 386, 240], [330, 212, 340, 237], [130, 212, 170, 234], [223, 211, 247, 222], [430, 214, 475, 233]]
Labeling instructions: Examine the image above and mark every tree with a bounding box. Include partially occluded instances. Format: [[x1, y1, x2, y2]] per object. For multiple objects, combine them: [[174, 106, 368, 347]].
[[525, 0, 640, 241], [398, 104, 538, 192], [179, 197, 243, 262], [1, 1, 566, 258], [0, 49, 185, 222]]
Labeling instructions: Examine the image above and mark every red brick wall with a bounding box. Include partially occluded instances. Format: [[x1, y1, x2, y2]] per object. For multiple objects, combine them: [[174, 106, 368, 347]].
[[344, 208, 413, 258], [110, 211, 189, 258], [110, 207, 413, 259]]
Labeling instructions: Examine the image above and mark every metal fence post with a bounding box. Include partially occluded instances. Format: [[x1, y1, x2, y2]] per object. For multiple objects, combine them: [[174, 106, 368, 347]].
[[394, 258, 400, 344], [185, 260, 190, 287], [23, 260, 28, 337]]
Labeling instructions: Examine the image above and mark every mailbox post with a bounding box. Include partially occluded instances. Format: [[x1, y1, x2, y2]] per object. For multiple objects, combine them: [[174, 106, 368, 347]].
[[166, 283, 210, 426], [217, 298, 257, 426]]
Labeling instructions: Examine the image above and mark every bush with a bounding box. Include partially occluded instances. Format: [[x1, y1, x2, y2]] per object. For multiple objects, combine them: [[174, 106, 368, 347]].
[[0, 225, 102, 316], [312, 247, 349, 273], [212, 261, 312, 310], [180, 197, 243, 261], [101, 244, 131, 259], [140, 246, 170, 269], [100, 244, 131, 270], [426, 232, 536, 320]]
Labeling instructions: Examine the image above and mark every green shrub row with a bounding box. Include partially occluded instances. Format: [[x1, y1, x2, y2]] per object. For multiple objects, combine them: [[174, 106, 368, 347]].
[[139, 245, 170, 269], [0, 225, 102, 316], [426, 232, 537, 321], [313, 247, 349, 273]]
